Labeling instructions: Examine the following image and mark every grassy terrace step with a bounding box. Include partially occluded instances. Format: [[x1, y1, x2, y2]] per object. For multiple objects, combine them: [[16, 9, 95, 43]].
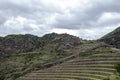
[[33, 69, 114, 75], [23, 74, 106, 79], [62, 61, 120, 65], [28, 72, 112, 77], [11, 52, 40, 56], [31, 71, 114, 76], [71, 57, 120, 62], [52, 64, 115, 68], [17, 77, 78, 80], [69, 59, 120, 62], [18, 76, 101, 80], [66, 61, 120, 65], [48, 67, 115, 69], [89, 53, 120, 57], [51, 65, 114, 69], [66, 56, 120, 63], [67, 59, 120, 62], [25, 72, 112, 78], [47, 67, 115, 72], [27, 73, 110, 78], [18, 73, 105, 80], [90, 56, 120, 59]]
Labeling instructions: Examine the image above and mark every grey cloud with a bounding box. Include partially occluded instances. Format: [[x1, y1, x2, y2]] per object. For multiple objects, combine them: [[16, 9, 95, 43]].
[[0, 0, 59, 24], [0, 16, 6, 25], [52, 0, 120, 29], [0, 0, 120, 39], [0, 2, 32, 17]]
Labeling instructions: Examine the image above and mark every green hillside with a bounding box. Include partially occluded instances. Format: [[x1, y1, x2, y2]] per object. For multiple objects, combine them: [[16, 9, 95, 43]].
[[0, 33, 84, 80], [17, 44, 120, 80], [0, 33, 81, 59], [100, 26, 120, 49], [0, 27, 120, 80]]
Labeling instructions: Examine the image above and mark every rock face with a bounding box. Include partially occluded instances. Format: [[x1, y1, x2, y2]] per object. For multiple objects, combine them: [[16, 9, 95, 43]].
[[0, 33, 82, 58], [0, 34, 40, 58], [41, 33, 82, 52], [100, 26, 120, 49], [56, 34, 81, 52]]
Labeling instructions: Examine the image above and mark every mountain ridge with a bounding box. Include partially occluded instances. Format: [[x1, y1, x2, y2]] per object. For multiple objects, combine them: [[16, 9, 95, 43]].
[[100, 26, 120, 49], [0, 33, 83, 59]]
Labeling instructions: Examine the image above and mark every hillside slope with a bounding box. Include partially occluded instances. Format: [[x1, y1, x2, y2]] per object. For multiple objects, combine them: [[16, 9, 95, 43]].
[[1, 30, 120, 80], [100, 26, 120, 49], [0, 34, 41, 59], [0, 33, 82, 59], [17, 44, 120, 80], [0, 33, 84, 80]]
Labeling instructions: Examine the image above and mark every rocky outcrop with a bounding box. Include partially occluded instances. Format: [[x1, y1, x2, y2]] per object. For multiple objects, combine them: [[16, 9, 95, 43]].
[[0, 34, 41, 56], [56, 34, 81, 52], [39, 33, 82, 52]]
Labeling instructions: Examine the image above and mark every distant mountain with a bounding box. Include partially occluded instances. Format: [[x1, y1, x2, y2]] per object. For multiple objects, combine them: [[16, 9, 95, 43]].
[[100, 26, 120, 48], [0, 33, 82, 59], [0, 33, 84, 80], [1, 28, 120, 80]]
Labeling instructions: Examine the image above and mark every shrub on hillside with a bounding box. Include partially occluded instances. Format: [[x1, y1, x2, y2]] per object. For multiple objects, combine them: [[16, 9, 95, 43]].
[[115, 62, 120, 74], [103, 77, 110, 80]]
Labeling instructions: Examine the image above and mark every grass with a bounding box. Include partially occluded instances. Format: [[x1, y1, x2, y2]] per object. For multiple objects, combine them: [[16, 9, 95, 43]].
[[18, 45, 120, 80], [103, 77, 110, 80], [111, 62, 120, 80], [0, 43, 72, 80], [115, 62, 120, 74], [80, 45, 120, 57], [81, 50, 104, 57], [1, 41, 120, 80]]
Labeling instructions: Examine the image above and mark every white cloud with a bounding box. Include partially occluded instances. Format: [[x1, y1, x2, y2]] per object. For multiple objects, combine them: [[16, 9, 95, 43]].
[[40, 0, 85, 10], [99, 12, 120, 22], [2, 16, 41, 35], [76, 26, 118, 40], [4, 16, 38, 30], [51, 28, 78, 36]]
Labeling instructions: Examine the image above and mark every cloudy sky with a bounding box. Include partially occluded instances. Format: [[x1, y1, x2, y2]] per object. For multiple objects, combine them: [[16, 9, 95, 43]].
[[0, 0, 120, 40]]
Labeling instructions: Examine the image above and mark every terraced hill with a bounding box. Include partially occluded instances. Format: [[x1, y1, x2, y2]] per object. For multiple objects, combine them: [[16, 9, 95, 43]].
[[0, 38, 103, 80], [17, 45, 120, 80], [1, 26, 120, 80]]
